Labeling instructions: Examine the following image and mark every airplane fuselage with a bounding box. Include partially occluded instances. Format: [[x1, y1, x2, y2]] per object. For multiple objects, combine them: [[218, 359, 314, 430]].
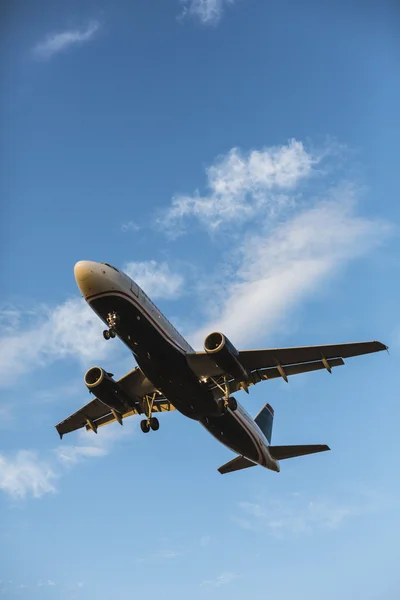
[[74, 261, 279, 472]]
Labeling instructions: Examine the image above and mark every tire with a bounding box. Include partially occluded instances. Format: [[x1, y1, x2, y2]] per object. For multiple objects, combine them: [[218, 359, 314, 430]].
[[109, 329, 116, 338], [228, 397, 238, 412], [103, 330, 111, 340], [150, 417, 159, 431], [140, 420, 150, 433]]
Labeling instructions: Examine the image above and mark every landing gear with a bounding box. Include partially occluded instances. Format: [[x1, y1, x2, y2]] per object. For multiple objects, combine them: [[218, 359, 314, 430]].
[[215, 376, 238, 413], [140, 419, 150, 433], [217, 396, 238, 414], [227, 396, 237, 411], [139, 394, 160, 433], [150, 417, 160, 431], [103, 311, 119, 340]]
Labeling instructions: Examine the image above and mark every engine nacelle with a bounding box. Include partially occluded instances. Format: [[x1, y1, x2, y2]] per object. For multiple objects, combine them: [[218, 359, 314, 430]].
[[84, 366, 129, 414], [204, 332, 249, 382]]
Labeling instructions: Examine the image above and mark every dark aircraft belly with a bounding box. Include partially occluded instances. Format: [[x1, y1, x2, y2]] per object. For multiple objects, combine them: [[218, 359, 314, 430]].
[[89, 295, 217, 420], [201, 413, 260, 463]]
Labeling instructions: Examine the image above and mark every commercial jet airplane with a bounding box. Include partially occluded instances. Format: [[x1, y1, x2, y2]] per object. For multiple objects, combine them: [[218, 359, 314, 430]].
[[56, 261, 387, 475]]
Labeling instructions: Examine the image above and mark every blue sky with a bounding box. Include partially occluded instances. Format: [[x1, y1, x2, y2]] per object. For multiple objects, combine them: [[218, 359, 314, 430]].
[[1, 0, 400, 597]]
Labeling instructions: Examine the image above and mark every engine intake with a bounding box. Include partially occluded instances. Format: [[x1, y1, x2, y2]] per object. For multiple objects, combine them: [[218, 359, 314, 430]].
[[84, 366, 130, 414], [204, 332, 249, 382]]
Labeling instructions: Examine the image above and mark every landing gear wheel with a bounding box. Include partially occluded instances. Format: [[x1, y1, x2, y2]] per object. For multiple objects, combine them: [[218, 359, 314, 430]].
[[109, 329, 116, 338], [150, 417, 159, 431], [227, 397, 238, 411], [103, 329, 111, 340], [140, 419, 150, 433]]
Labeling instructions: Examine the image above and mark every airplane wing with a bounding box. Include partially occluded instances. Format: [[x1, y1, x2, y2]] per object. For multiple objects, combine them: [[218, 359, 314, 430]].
[[186, 341, 387, 397], [55, 367, 175, 439]]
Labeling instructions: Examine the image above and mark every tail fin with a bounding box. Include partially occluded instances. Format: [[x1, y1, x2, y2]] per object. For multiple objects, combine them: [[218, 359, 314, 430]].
[[268, 444, 330, 461], [254, 403, 274, 443], [218, 455, 257, 475]]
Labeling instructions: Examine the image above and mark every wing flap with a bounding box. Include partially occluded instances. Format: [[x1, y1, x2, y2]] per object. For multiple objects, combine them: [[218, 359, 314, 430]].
[[187, 341, 386, 383], [84, 399, 176, 431], [210, 357, 344, 398], [268, 444, 330, 460], [55, 398, 113, 438], [55, 366, 171, 438], [239, 341, 387, 372]]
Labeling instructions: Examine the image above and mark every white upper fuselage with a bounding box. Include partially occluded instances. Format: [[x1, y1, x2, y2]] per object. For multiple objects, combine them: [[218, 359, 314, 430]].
[[74, 260, 279, 472]]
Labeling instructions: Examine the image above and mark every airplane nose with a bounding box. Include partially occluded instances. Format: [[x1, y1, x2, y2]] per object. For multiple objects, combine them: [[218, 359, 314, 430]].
[[74, 261, 95, 282]]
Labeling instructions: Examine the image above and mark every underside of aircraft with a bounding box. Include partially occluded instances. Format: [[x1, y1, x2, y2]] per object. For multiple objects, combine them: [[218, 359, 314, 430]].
[[55, 261, 388, 475]]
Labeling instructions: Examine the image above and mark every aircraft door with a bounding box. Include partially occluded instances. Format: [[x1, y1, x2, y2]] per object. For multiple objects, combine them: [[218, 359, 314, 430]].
[[130, 279, 139, 297]]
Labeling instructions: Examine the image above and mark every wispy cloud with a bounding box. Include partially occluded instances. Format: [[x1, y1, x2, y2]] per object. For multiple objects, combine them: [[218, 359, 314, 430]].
[[32, 20, 100, 60], [0, 414, 135, 500], [234, 490, 382, 538], [183, 170, 391, 348], [160, 139, 318, 235], [179, 0, 236, 25], [201, 571, 238, 587], [124, 260, 184, 299], [121, 220, 140, 233], [155, 139, 392, 351], [38, 580, 56, 587], [0, 450, 57, 499], [0, 298, 113, 387], [55, 419, 135, 468]]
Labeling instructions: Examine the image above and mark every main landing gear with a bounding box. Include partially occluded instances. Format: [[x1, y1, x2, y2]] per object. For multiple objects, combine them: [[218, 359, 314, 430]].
[[214, 376, 238, 414], [103, 311, 119, 340], [218, 396, 238, 414], [140, 393, 160, 433]]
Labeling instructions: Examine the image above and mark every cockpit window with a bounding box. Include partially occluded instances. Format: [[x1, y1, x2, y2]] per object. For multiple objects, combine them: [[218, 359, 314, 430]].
[[102, 263, 119, 272]]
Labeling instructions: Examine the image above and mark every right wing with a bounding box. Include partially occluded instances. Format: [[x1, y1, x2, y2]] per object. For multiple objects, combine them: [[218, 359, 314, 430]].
[[55, 367, 175, 439], [186, 340, 387, 398]]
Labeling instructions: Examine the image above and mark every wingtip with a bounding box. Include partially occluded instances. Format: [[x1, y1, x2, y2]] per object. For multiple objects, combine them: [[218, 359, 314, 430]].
[[376, 341, 389, 352]]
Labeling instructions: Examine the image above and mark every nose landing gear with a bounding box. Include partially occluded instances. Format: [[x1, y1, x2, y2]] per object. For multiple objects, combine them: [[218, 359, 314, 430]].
[[103, 311, 120, 340]]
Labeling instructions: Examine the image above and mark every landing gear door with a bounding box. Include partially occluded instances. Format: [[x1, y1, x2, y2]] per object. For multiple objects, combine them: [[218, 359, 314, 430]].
[[130, 279, 139, 297]]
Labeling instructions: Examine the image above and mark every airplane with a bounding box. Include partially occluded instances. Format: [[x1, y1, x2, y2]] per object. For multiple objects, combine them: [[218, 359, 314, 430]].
[[55, 261, 387, 475]]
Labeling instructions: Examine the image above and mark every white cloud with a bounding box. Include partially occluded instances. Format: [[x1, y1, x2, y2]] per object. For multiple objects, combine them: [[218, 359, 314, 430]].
[[201, 571, 238, 587], [189, 184, 391, 349], [121, 220, 140, 232], [55, 444, 107, 466], [0, 298, 112, 387], [0, 450, 56, 499], [179, 0, 236, 25], [0, 406, 135, 500], [32, 20, 100, 60], [234, 491, 380, 538], [124, 260, 184, 299], [161, 139, 318, 234], [38, 580, 56, 587], [55, 419, 135, 467]]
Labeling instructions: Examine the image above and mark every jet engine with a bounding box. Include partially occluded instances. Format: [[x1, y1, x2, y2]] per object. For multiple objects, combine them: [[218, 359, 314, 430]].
[[84, 366, 130, 415], [204, 332, 249, 382]]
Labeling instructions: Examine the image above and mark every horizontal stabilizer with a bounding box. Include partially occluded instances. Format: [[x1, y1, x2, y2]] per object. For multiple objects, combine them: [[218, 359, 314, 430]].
[[218, 455, 257, 475], [268, 444, 330, 461]]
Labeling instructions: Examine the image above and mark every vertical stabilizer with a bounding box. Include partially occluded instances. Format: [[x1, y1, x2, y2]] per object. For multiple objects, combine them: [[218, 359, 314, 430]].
[[254, 403, 274, 443]]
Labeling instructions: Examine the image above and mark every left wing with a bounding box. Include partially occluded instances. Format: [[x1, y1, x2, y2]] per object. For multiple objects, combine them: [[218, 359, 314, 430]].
[[55, 367, 175, 438], [187, 340, 387, 398]]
